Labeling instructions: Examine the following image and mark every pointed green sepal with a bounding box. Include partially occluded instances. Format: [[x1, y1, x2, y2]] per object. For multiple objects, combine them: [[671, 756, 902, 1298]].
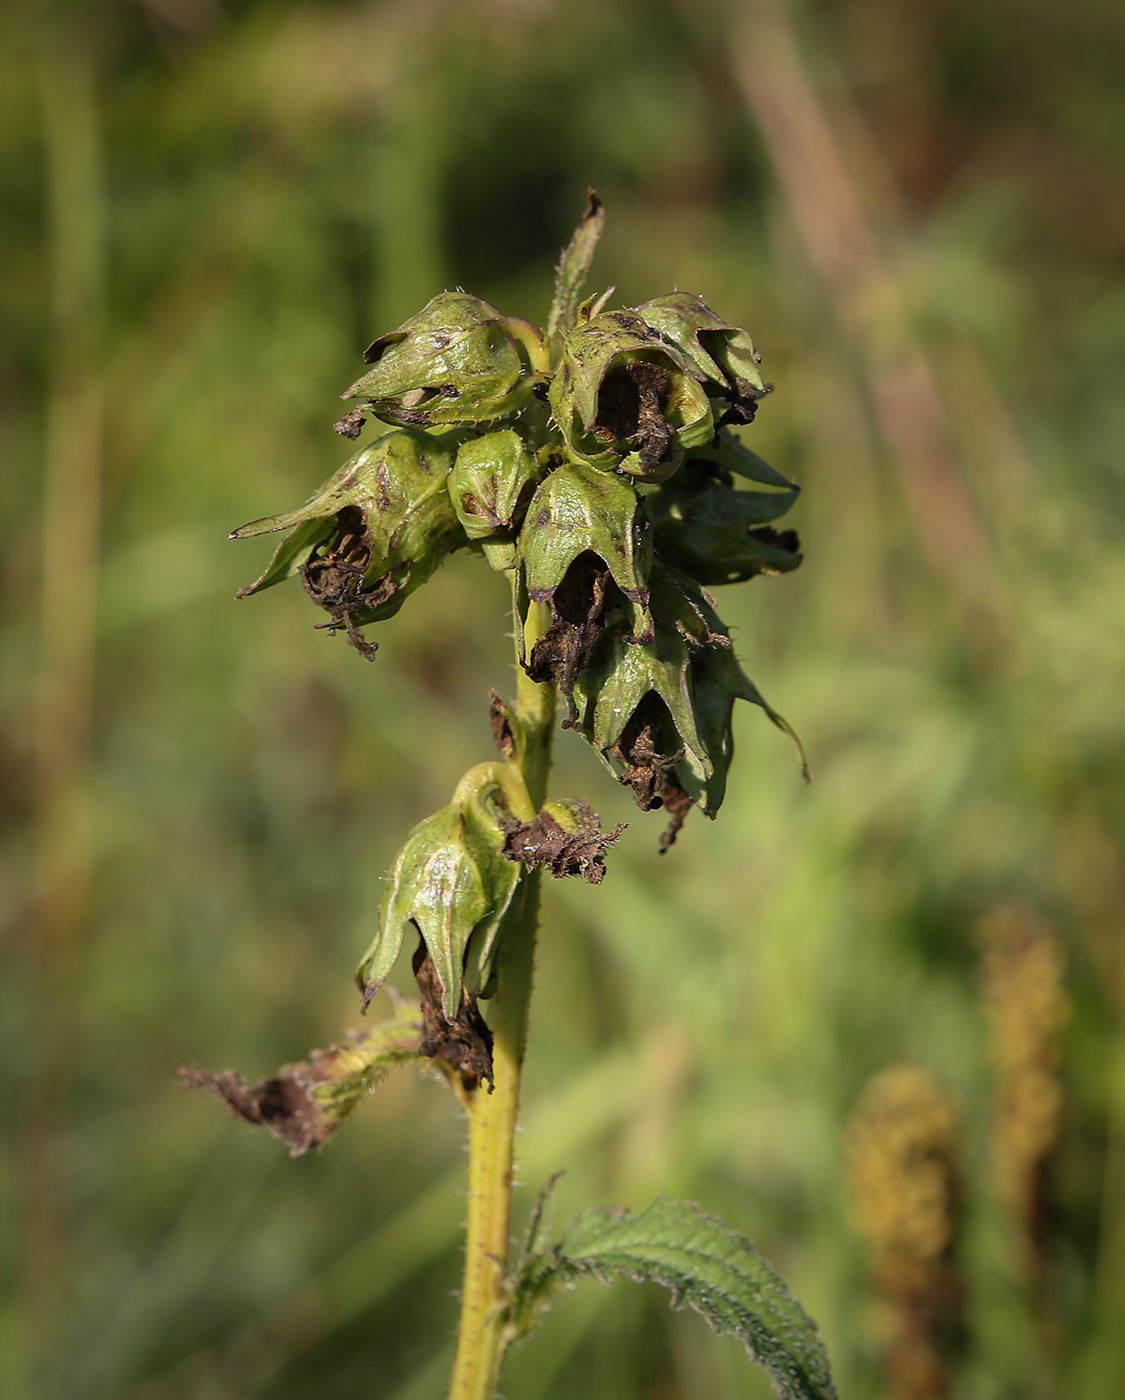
[[569, 567, 805, 832], [573, 592, 709, 796], [665, 568, 808, 813], [232, 517, 336, 597], [637, 293, 769, 404], [687, 431, 797, 489], [648, 461, 802, 586], [231, 429, 464, 647]]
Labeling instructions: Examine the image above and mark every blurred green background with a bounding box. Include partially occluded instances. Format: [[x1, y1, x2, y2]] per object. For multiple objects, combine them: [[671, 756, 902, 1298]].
[[3, 0, 1125, 1396]]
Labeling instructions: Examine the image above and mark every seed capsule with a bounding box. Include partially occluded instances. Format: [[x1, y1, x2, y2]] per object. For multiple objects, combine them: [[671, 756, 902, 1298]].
[[447, 428, 545, 571], [515, 461, 654, 723], [519, 461, 651, 617], [355, 765, 522, 1018], [231, 428, 463, 655], [340, 292, 548, 431], [548, 308, 713, 482], [572, 567, 806, 845]]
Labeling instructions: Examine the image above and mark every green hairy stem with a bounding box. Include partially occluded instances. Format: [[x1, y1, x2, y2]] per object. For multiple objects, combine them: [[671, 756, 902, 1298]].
[[449, 599, 554, 1400], [190, 192, 834, 1400]]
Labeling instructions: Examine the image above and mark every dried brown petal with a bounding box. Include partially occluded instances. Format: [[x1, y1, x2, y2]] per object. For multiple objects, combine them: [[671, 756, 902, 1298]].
[[298, 505, 395, 659], [716, 396, 758, 429], [489, 689, 516, 759], [501, 801, 626, 885], [608, 691, 685, 811], [177, 1005, 422, 1158], [657, 772, 693, 854], [525, 552, 616, 728], [413, 940, 494, 1092], [179, 1066, 326, 1156], [333, 406, 367, 439], [591, 360, 675, 469]]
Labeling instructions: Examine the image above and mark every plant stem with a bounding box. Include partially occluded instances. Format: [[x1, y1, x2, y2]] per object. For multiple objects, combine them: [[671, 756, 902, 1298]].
[[448, 600, 555, 1400]]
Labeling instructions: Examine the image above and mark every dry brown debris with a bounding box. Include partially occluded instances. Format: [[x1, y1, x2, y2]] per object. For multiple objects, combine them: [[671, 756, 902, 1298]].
[[525, 552, 615, 727], [501, 801, 625, 884], [412, 941, 494, 1091], [592, 360, 674, 468]]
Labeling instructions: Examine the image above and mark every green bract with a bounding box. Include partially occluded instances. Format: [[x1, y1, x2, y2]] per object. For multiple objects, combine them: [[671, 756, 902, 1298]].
[[231, 428, 463, 651], [548, 308, 714, 482], [648, 461, 802, 585], [448, 428, 545, 571], [355, 765, 521, 1020], [637, 292, 768, 421], [689, 429, 798, 488], [340, 292, 547, 430]]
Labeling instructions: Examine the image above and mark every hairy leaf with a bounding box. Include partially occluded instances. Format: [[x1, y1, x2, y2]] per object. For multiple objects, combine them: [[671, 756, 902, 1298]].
[[547, 187, 605, 341], [515, 1196, 837, 1400]]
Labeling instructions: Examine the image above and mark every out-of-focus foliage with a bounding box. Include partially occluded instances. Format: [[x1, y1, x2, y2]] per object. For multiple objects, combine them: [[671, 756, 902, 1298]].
[[2, 1, 1124, 1398]]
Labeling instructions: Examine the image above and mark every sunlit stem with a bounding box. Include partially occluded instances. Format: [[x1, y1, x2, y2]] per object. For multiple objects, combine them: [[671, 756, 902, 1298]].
[[448, 597, 555, 1400]]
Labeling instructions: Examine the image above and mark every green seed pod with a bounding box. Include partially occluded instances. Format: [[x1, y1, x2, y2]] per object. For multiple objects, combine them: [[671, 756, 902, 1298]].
[[231, 428, 463, 655], [548, 308, 714, 482], [519, 461, 652, 620], [355, 766, 522, 1019], [339, 292, 548, 432], [572, 573, 711, 807], [448, 429, 546, 572], [647, 460, 802, 586], [636, 292, 768, 425], [515, 461, 654, 723], [572, 567, 806, 844]]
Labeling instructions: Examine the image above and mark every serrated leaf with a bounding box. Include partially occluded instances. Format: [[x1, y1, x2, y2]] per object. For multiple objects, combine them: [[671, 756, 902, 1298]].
[[516, 1197, 837, 1400]]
